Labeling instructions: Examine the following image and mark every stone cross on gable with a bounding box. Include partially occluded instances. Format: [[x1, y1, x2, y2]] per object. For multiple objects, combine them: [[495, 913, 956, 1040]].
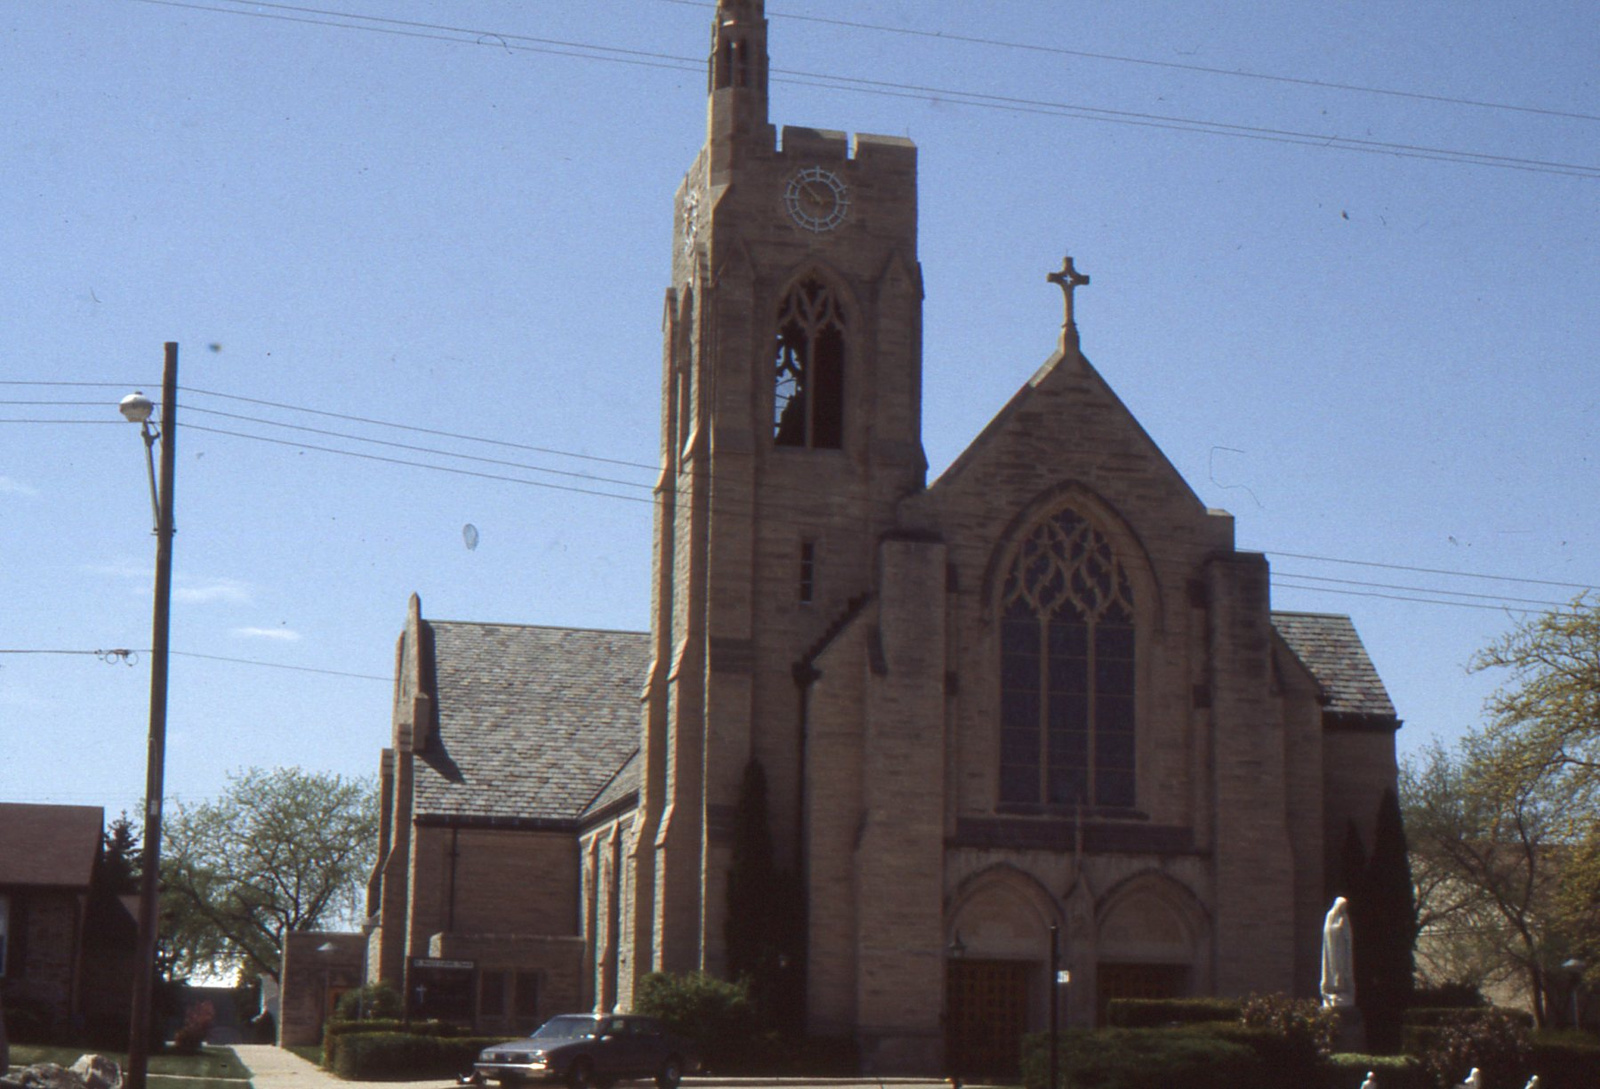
[[1047, 255, 1090, 329]]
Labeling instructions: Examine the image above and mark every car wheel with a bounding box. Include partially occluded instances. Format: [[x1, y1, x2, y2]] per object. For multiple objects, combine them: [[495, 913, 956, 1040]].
[[567, 1058, 595, 1089], [656, 1056, 683, 1089]]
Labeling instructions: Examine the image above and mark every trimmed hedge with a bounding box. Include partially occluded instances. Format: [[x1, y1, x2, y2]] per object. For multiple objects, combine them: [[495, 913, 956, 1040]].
[[1529, 1031, 1600, 1089], [1403, 1007, 1536, 1030], [327, 1031, 503, 1081], [1105, 997, 1242, 1028], [324, 1017, 461, 1037], [1022, 1027, 1273, 1089], [1325, 1054, 1426, 1089]]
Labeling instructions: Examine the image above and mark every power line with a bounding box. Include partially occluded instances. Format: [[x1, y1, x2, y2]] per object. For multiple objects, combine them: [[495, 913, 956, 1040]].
[[122, 0, 1600, 179], [678, 0, 1600, 125], [7, 398, 1595, 603], [1272, 581, 1550, 615], [0, 646, 387, 681], [1264, 551, 1596, 593], [182, 386, 659, 473]]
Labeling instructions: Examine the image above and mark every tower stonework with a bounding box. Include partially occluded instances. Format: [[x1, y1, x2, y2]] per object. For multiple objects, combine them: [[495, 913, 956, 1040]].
[[625, 0, 926, 1014]]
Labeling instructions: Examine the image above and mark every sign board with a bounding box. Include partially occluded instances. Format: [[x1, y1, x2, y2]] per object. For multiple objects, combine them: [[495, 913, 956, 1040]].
[[411, 958, 475, 971]]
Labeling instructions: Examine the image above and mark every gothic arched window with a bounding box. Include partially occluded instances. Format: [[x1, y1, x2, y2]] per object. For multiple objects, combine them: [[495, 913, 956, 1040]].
[[773, 276, 844, 449], [998, 508, 1135, 809]]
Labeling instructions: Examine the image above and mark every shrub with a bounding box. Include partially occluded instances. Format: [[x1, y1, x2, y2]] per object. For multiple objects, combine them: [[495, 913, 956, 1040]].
[[1529, 1029, 1600, 1089], [1418, 1007, 1532, 1089], [1205, 1022, 1322, 1084], [634, 972, 757, 1072], [1022, 1027, 1267, 1089], [334, 983, 404, 1021], [1325, 1053, 1427, 1089], [1412, 983, 1488, 1009], [1238, 992, 1338, 1058], [328, 1031, 502, 1081], [170, 1000, 215, 1055], [1105, 997, 1241, 1028], [323, 1020, 463, 1071]]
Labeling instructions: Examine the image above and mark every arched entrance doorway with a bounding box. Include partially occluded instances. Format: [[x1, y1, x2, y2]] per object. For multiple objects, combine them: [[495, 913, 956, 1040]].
[[945, 868, 1059, 1077]]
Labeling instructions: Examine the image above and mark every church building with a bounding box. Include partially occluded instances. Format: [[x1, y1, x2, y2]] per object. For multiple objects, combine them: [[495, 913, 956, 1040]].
[[363, 0, 1401, 1075]]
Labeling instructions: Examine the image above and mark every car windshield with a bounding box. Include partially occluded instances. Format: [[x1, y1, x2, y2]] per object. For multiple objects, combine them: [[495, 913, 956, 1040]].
[[530, 1015, 602, 1040]]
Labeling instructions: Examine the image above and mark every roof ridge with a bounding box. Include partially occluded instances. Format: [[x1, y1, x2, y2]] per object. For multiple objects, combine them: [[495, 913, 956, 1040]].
[[430, 619, 649, 636]]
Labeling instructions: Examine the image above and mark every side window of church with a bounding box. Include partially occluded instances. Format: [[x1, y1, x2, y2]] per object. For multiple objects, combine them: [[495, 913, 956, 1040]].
[[773, 276, 845, 449], [0, 894, 8, 976], [998, 508, 1135, 809]]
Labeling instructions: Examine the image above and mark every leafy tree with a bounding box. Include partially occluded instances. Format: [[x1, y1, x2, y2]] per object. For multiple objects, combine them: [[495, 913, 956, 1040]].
[[161, 766, 379, 983], [1471, 596, 1600, 781], [1402, 732, 1598, 1026]]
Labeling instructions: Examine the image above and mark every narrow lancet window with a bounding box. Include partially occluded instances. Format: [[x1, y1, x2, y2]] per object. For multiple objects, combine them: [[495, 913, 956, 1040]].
[[998, 508, 1136, 809], [774, 276, 845, 448], [799, 541, 816, 603]]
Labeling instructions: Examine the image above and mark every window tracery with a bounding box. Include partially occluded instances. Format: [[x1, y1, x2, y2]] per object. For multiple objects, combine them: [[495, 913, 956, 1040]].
[[773, 275, 844, 448], [998, 508, 1135, 809]]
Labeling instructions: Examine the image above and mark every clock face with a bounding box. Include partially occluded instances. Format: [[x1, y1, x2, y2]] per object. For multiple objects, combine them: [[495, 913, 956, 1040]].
[[784, 166, 850, 232]]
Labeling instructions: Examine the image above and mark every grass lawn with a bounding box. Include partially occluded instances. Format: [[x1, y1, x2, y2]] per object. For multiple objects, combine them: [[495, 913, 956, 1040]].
[[285, 1045, 322, 1066], [8, 1044, 251, 1081]]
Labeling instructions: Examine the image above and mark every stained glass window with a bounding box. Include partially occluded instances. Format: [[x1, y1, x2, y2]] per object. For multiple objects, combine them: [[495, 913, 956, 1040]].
[[998, 508, 1135, 808]]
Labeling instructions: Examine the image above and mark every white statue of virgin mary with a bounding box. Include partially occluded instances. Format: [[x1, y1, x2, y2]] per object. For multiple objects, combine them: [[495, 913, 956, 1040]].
[[1321, 896, 1355, 1007]]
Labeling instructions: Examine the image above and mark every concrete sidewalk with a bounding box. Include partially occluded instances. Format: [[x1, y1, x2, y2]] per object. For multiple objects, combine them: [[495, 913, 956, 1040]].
[[231, 1045, 444, 1089], [230, 1046, 962, 1089]]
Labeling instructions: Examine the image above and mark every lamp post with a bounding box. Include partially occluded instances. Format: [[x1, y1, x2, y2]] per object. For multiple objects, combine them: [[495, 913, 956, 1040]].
[[121, 343, 178, 1089], [1563, 958, 1586, 1029]]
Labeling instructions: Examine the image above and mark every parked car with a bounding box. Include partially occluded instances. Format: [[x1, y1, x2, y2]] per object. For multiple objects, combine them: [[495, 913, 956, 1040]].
[[474, 1014, 696, 1089]]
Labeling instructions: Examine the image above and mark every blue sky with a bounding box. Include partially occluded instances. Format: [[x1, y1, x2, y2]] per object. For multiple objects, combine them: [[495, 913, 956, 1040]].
[[3, 0, 1596, 819]]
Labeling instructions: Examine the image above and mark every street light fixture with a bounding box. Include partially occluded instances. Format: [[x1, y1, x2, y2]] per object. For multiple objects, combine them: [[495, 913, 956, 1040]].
[[122, 344, 178, 1089]]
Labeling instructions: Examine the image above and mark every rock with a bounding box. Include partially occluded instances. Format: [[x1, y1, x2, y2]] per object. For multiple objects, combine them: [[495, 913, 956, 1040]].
[[69, 1056, 121, 1089], [0, 1063, 86, 1089]]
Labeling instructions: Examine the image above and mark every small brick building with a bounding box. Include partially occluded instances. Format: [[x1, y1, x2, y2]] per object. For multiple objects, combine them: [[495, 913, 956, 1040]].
[[363, 0, 1401, 1074], [0, 804, 136, 1041]]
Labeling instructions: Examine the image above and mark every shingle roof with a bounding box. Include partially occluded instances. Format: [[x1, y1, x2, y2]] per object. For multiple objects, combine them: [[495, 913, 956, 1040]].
[[581, 748, 640, 822], [413, 622, 650, 824], [0, 803, 103, 888], [1272, 611, 1397, 719]]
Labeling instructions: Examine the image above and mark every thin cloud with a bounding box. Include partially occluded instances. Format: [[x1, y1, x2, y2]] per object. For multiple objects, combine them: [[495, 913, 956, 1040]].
[[87, 561, 255, 606], [0, 476, 39, 497], [174, 577, 253, 605], [232, 627, 302, 642]]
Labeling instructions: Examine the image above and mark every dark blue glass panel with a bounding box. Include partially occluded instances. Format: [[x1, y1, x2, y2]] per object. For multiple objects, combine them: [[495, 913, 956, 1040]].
[[1048, 766, 1088, 805], [1048, 653, 1088, 693], [1097, 768, 1135, 808], [1000, 727, 1039, 763], [1096, 657, 1135, 693], [1002, 687, 1040, 726], [1047, 729, 1088, 767], [1099, 730, 1135, 767], [1096, 695, 1135, 734], [1048, 690, 1088, 732], [1001, 652, 1040, 691], [1000, 764, 1038, 804], [1097, 623, 1135, 659], [1048, 619, 1089, 658]]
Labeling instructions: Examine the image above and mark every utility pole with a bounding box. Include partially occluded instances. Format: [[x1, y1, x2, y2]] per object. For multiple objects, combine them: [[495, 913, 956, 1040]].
[[123, 343, 178, 1089]]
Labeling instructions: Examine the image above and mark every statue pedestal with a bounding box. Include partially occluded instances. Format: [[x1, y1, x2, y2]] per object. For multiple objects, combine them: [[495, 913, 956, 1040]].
[[1327, 1004, 1366, 1053]]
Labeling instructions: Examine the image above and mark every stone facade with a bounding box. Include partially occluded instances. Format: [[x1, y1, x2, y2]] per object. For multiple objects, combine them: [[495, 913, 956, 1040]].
[[358, 0, 1402, 1075]]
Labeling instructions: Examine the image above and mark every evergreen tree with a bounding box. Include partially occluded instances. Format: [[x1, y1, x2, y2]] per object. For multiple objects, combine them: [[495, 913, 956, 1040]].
[[724, 758, 805, 1033], [1360, 787, 1418, 1052]]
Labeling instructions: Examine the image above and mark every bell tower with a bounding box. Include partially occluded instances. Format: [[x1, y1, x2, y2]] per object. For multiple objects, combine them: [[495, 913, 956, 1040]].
[[623, 0, 926, 1016]]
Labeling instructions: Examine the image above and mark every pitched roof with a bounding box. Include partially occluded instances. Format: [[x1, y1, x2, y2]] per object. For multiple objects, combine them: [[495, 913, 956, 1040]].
[[1271, 611, 1397, 720], [414, 621, 650, 824], [0, 803, 103, 888]]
